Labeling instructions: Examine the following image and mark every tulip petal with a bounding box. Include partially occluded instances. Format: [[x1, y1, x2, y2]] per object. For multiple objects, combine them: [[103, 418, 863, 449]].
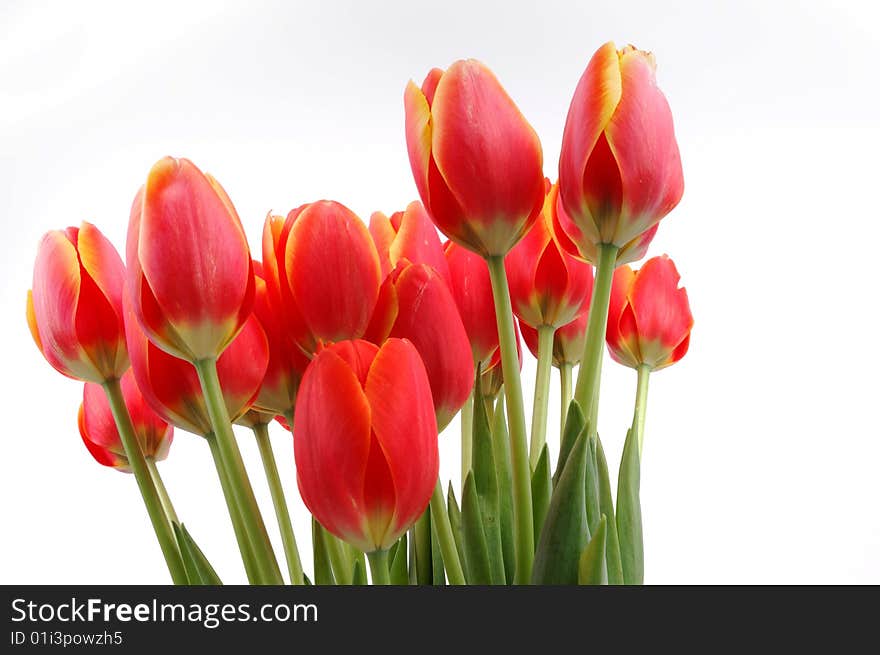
[[558, 41, 622, 230], [391, 201, 451, 285], [26, 290, 43, 353], [362, 275, 399, 346], [294, 350, 373, 547], [431, 60, 544, 254], [369, 211, 397, 280], [364, 339, 438, 545], [605, 49, 684, 244], [628, 256, 692, 367], [581, 132, 624, 242], [79, 405, 127, 470], [404, 81, 434, 209]]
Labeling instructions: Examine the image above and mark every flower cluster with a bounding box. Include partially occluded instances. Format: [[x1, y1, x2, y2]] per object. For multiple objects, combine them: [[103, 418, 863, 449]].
[[26, 42, 692, 585]]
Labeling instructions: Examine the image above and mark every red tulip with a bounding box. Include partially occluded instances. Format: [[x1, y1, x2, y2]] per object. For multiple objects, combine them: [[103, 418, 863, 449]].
[[606, 255, 693, 371], [369, 201, 451, 285], [283, 201, 382, 352], [27, 222, 128, 383], [387, 264, 473, 430], [505, 183, 594, 329], [126, 157, 255, 362], [444, 241, 499, 367], [558, 43, 683, 250], [520, 311, 589, 367], [553, 192, 658, 267], [78, 370, 173, 472], [249, 263, 310, 417], [124, 291, 269, 436], [405, 60, 545, 257], [294, 339, 438, 553]]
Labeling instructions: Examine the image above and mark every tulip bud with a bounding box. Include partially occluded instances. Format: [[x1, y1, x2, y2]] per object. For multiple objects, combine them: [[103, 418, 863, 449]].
[[505, 183, 594, 329], [520, 310, 589, 368], [405, 60, 545, 257], [606, 255, 693, 371], [27, 222, 128, 383], [369, 201, 451, 285], [126, 157, 255, 362], [283, 201, 382, 352], [294, 339, 438, 553], [124, 291, 269, 436], [78, 370, 173, 471], [444, 242, 499, 368], [558, 43, 683, 251], [387, 263, 473, 430]]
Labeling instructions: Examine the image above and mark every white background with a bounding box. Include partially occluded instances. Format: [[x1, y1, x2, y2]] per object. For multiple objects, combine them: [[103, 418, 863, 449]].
[[1, 0, 878, 584]]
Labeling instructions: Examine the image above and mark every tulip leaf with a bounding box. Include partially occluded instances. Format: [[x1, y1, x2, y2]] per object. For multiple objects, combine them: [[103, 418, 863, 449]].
[[387, 538, 400, 565], [412, 511, 433, 585], [351, 559, 367, 586], [303, 574, 312, 585], [531, 444, 551, 545], [595, 434, 623, 585], [447, 483, 469, 582], [430, 509, 446, 585], [312, 517, 335, 585], [172, 522, 223, 585], [461, 471, 492, 584], [553, 400, 586, 487], [617, 427, 643, 585], [532, 428, 590, 585], [585, 436, 601, 534], [490, 394, 515, 584], [390, 534, 409, 585], [349, 546, 366, 586], [578, 515, 608, 585], [471, 384, 506, 584]]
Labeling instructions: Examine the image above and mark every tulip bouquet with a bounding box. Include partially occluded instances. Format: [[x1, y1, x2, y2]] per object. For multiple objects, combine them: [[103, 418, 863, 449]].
[[25, 42, 692, 585]]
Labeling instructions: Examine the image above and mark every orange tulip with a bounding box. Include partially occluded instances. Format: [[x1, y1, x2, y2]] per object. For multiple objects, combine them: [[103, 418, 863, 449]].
[[369, 201, 451, 285], [126, 157, 255, 362], [505, 183, 594, 329], [606, 255, 693, 371], [27, 222, 128, 383], [78, 370, 173, 472], [558, 43, 683, 250], [405, 60, 545, 257], [294, 339, 438, 553]]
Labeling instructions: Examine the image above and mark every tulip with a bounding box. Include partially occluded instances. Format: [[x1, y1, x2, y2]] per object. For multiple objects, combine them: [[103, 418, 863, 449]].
[[444, 242, 499, 368], [280, 200, 382, 353], [558, 43, 684, 427], [606, 255, 693, 453], [369, 201, 451, 285], [387, 263, 473, 431], [558, 42, 683, 251], [27, 222, 128, 383], [126, 157, 254, 362], [294, 339, 439, 558], [124, 292, 269, 437], [78, 370, 173, 472], [405, 60, 545, 258]]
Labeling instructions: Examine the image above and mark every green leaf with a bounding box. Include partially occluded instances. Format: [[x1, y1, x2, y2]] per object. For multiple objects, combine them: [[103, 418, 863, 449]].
[[595, 434, 623, 585], [471, 386, 506, 584], [349, 546, 366, 586], [553, 400, 586, 488], [532, 428, 590, 585], [447, 483, 469, 582], [172, 523, 223, 585], [351, 559, 367, 585], [531, 444, 551, 545], [412, 510, 432, 585], [429, 508, 446, 585], [390, 534, 409, 585], [617, 427, 643, 585], [302, 574, 312, 585], [460, 472, 492, 584], [490, 395, 515, 584], [311, 517, 335, 585], [585, 436, 601, 534], [578, 515, 608, 585]]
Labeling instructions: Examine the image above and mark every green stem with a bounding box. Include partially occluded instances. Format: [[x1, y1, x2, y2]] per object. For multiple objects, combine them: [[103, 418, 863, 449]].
[[485, 255, 534, 584], [101, 379, 187, 585], [529, 325, 555, 470], [560, 362, 573, 435], [193, 358, 282, 585], [145, 457, 178, 525], [253, 422, 305, 585], [460, 391, 474, 494], [633, 364, 651, 456], [412, 509, 432, 584], [206, 433, 259, 583], [573, 243, 620, 432], [367, 549, 391, 585], [429, 479, 466, 585], [325, 529, 353, 585]]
